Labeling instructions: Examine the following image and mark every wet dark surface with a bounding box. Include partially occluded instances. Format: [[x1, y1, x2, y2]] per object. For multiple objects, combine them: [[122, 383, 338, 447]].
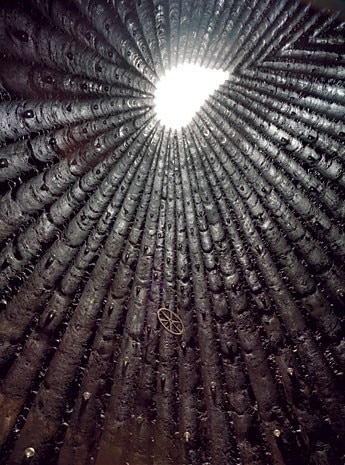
[[0, 1, 344, 464]]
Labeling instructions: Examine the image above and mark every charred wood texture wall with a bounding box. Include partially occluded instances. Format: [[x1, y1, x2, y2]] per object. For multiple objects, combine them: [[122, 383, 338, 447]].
[[0, 1, 344, 464]]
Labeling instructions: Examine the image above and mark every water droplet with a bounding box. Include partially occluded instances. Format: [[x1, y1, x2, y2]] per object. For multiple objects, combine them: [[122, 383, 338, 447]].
[[23, 110, 34, 119], [83, 391, 92, 401], [13, 29, 29, 42], [24, 447, 35, 458], [42, 75, 53, 85], [48, 137, 61, 155], [0, 158, 9, 168]]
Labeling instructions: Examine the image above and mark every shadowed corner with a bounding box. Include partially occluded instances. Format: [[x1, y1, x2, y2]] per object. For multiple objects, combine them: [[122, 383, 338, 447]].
[[300, 0, 345, 19]]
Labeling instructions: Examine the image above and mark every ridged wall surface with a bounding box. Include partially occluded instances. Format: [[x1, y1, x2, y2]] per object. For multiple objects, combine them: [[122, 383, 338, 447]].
[[0, 1, 344, 464]]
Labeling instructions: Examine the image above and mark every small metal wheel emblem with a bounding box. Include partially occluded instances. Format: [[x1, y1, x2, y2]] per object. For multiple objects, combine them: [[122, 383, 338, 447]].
[[157, 308, 184, 335]]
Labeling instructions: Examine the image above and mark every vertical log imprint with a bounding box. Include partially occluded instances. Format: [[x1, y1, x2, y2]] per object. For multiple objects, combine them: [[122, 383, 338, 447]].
[[0, 1, 344, 464]]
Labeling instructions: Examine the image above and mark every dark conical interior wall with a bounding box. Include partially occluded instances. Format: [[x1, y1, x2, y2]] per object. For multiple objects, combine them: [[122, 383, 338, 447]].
[[0, 1, 344, 464]]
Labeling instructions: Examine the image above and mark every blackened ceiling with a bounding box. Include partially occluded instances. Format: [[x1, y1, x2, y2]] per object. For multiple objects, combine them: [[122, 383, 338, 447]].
[[0, 1, 344, 464]]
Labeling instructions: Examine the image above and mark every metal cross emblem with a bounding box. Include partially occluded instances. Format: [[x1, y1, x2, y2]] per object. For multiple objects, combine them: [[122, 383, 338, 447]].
[[157, 308, 184, 335]]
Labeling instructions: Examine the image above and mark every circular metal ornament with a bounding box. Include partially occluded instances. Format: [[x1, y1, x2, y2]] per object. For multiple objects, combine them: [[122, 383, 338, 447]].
[[157, 308, 184, 335]]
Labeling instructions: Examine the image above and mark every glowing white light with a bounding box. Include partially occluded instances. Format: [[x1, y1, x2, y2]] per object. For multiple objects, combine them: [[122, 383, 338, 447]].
[[154, 64, 229, 130]]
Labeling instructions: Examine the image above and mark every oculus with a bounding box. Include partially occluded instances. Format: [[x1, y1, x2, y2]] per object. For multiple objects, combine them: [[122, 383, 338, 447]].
[[154, 63, 229, 129]]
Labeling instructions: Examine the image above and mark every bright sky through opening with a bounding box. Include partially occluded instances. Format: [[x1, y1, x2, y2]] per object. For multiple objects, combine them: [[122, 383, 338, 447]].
[[154, 64, 229, 129]]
